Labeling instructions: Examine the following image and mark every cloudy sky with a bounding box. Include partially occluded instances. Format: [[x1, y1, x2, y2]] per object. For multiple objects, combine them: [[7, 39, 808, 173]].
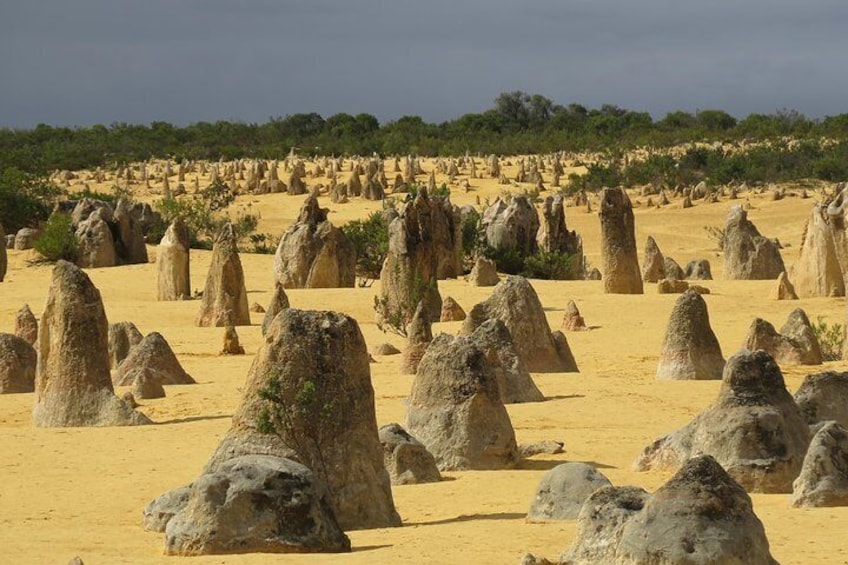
[[1, 0, 846, 128]]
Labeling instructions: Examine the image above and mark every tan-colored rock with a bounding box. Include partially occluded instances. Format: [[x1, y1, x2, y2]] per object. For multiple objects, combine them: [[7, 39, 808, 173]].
[[406, 332, 520, 471], [371, 342, 400, 356], [204, 309, 401, 530], [14, 304, 38, 346], [461, 276, 578, 373], [793, 204, 844, 297], [656, 279, 690, 294], [131, 368, 166, 400], [774, 271, 798, 300], [400, 302, 432, 375], [249, 302, 265, 313], [536, 195, 584, 279], [107, 321, 143, 369], [723, 205, 786, 280], [656, 290, 725, 380], [379, 423, 441, 486], [261, 282, 290, 337], [156, 218, 191, 301], [744, 309, 823, 365], [114, 332, 195, 386], [599, 187, 642, 294], [791, 421, 848, 507], [196, 223, 250, 327], [439, 296, 466, 322], [32, 261, 151, 427], [0, 333, 37, 393], [641, 236, 665, 282], [636, 349, 810, 492], [469, 256, 500, 286], [221, 326, 244, 355], [273, 194, 356, 289], [561, 300, 587, 331]]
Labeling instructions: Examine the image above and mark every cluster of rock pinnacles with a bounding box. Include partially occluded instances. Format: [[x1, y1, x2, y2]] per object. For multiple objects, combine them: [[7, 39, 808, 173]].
[[8, 165, 848, 561]]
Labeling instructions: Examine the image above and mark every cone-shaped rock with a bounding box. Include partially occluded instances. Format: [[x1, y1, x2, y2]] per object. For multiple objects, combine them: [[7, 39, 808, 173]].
[[461, 276, 577, 373], [378, 423, 441, 485], [0, 333, 37, 393], [685, 259, 713, 280], [483, 195, 539, 257], [75, 210, 117, 268], [469, 256, 499, 286], [376, 189, 442, 326], [656, 290, 725, 380], [527, 462, 612, 521], [221, 325, 244, 355], [33, 261, 151, 426], [400, 302, 432, 375], [563, 455, 778, 564], [406, 333, 519, 470], [599, 187, 642, 293], [744, 309, 822, 365], [794, 371, 848, 428], [14, 304, 38, 346], [439, 296, 466, 322], [470, 318, 544, 403], [663, 256, 685, 280], [561, 300, 587, 332], [204, 309, 401, 530], [723, 205, 786, 280], [273, 194, 356, 289], [791, 421, 848, 507], [114, 332, 195, 386], [261, 282, 290, 337], [641, 236, 665, 283], [196, 223, 250, 327], [536, 194, 584, 279], [108, 321, 143, 369], [793, 203, 844, 297], [132, 368, 166, 400], [636, 349, 810, 492], [156, 218, 191, 301], [773, 271, 798, 300], [164, 455, 351, 555]]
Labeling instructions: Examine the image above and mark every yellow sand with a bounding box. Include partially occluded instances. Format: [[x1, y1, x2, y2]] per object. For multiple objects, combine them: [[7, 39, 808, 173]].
[[2, 161, 847, 564]]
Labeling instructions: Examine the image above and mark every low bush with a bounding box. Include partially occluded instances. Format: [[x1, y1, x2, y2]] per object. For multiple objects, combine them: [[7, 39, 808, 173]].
[[33, 213, 79, 263]]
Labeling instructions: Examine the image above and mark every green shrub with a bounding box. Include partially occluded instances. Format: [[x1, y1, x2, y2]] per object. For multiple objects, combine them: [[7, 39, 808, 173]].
[[812, 316, 844, 361], [341, 211, 389, 283], [33, 213, 79, 263], [407, 182, 451, 199], [0, 167, 60, 233], [461, 209, 483, 267], [521, 250, 574, 280]]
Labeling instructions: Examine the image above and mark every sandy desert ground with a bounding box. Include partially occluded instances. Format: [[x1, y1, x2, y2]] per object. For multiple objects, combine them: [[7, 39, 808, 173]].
[[1, 159, 847, 564]]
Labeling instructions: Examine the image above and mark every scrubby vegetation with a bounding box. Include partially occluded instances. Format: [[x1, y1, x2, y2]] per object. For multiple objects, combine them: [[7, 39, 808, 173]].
[[33, 213, 78, 263], [341, 211, 390, 284], [812, 316, 845, 361]]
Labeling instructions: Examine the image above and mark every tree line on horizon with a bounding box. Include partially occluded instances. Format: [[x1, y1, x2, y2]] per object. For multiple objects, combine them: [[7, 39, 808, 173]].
[[3, 91, 848, 175]]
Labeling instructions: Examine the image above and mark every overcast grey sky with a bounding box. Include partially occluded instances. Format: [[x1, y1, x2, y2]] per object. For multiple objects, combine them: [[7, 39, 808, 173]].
[[1, 0, 846, 128]]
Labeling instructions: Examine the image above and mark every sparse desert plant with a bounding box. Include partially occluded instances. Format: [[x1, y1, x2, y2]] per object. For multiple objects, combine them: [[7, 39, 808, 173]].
[[373, 273, 432, 337], [341, 211, 389, 283], [33, 212, 79, 263], [704, 225, 726, 249], [812, 316, 844, 361]]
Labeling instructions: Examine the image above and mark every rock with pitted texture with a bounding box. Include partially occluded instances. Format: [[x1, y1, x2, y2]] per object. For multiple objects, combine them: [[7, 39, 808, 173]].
[[599, 187, 642, 294]]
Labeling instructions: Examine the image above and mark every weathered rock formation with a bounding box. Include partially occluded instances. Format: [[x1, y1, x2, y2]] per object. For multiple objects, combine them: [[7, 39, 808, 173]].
[[483, 195, 539, 257], [273, 194, 356, 289], [744, 309, 823, 365], [561, 456, 777, 564], [108, 321, 143, 369], [536, 195, 584, 279], [114, 332, 195, 386], [196, 223, 250, 327], [560, 300, 587, 332], [723, 205, 786, 280], [793, 203, 845, 297], [469, 256, 499, 286], [439, 296, 466, 322], [14, 304, 38, 346], [527, 462, 612, 521], [790, 421, 848, 507], [164, 455, 350, 555], [400, 302, 432, 375], [378, 423, 441, 485], [599, 187, 642, 294], [376, 190, 442, 326], [32, 261, 151, 427], [774, 271, 799, 300], [794, 371, 848, 429], [461, 276, 577, 373], [635, 349, 810, 492], [406, 332, 520, 470], [0, 333, 37, 393], [261, 282, 290, 337], [685, 259, 713, 280], [203, 309, 401, 530], [221, 326, 244, 355], [156, 218, 191, 301], [656, 290, 725, 380], [641, 236, 665, 283]]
